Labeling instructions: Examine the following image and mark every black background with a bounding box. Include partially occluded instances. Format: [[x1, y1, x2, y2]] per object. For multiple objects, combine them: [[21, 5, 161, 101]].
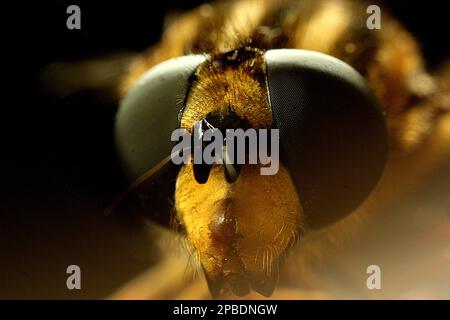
[[1, 0, 449, 299]]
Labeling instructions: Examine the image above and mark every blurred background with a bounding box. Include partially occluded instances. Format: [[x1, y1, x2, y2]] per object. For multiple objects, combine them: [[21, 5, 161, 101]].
[[1, 0, 449, 299]]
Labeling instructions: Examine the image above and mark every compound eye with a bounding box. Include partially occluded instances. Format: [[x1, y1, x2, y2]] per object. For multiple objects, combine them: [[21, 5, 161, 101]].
[[265, 49, 388, 229], [116, 55, 205, 181], [114, 55, 205, 226]]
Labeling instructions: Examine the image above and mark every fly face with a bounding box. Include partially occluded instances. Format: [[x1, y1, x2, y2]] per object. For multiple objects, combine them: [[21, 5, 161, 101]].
[[175, 161, 302, 297], [115, 47, 387, 297], [176, 47, 303, 297]]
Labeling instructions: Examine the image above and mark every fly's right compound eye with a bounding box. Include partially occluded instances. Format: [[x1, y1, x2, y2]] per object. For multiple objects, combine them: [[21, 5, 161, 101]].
[[114, 55, 205, 226], [116, 55, 206, 181]]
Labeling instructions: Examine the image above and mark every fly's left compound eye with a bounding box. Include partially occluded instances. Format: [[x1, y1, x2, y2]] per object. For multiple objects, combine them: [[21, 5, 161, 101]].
[[264, 50, 388, 229]]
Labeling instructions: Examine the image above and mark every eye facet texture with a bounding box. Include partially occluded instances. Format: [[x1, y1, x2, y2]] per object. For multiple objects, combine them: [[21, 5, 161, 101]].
[[265, 49, 387, 229], [116, 55, 206, 181]]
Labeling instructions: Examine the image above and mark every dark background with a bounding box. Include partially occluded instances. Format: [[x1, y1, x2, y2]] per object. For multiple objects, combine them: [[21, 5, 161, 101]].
[[1, 0, 449, 299]]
